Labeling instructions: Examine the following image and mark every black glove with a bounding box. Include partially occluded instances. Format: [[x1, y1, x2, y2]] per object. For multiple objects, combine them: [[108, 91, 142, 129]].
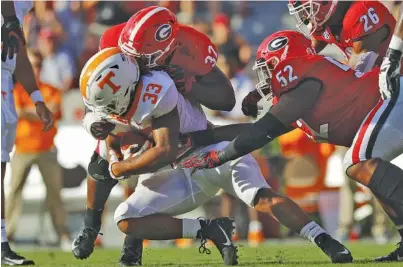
[[1, 15, 26, 62], [379, 48, 402, 100], [90, 120, 116, 140], [241, 90, 263, 118]]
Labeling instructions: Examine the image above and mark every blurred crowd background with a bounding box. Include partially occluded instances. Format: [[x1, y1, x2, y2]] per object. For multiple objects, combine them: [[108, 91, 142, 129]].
[[4, 0, 403, 250]]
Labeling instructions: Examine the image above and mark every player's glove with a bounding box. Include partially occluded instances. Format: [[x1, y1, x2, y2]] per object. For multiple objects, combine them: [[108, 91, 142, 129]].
[[90, 120, 116, 140], [241, 90, 263, 118], [180, 150, 226, 174], [108, 150, 126, 180], [379, 48, 402, 100], [164, 64, 194, 94], [1, 15, 26, 62]]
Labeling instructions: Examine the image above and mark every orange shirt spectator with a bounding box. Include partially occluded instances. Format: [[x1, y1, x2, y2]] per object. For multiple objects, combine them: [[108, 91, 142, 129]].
[[279, 129, 336, 213], [7, 49, 71, 250], [13, 81, 62, 153]]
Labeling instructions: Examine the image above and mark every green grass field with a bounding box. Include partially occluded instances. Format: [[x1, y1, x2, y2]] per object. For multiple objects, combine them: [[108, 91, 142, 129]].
[[12, 242, 402, 267]]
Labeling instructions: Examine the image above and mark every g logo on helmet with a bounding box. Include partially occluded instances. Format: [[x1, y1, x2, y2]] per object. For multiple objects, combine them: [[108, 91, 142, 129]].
[[268, 36, 288, 52], [155, 24, 172, 42]]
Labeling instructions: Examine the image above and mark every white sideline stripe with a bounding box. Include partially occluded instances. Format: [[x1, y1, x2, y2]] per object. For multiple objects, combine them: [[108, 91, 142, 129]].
[[128, 7, 167, 46]]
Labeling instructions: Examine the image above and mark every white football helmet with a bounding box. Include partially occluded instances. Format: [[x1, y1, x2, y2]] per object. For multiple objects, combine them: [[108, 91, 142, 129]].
[[80, 47, 140, 118]]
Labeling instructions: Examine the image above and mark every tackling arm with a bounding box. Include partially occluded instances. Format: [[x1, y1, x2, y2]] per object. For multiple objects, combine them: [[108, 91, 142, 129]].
[[189, 66, 235, 111], [110, 107, 180, 177], [218, 79, 322, 162]]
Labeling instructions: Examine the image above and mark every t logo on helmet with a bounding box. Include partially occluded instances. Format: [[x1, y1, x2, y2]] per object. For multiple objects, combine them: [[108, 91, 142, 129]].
[[98, 71, 121, 94]]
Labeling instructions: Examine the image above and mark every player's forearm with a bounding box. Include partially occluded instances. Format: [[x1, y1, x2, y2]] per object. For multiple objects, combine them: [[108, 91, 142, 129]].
[[218, 112, 291, 162], [15, 47, 40, 95], [188, 123, 253, 147], [190, 67, 235, 111], [388, 11, 403, 56], [1, 1, 16, 17], [111, 145, 177, 176], [395, 7, 403, 38]]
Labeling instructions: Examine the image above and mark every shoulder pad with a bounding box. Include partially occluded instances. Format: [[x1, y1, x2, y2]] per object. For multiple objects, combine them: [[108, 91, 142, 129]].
[[343, 1, 391, 41]]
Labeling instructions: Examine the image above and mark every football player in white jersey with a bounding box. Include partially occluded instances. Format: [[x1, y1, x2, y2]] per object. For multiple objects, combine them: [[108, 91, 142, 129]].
[[1, 1, 54, 265], [78, 47, 352, 265]]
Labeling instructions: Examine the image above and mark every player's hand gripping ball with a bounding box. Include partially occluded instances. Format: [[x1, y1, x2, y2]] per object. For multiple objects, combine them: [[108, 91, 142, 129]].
[[120, 129, 154, 160]]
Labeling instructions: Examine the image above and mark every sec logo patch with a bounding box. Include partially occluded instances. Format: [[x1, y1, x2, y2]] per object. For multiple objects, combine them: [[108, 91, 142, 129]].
[[155, 24, 172, 42], [267, 36, 288, 52]]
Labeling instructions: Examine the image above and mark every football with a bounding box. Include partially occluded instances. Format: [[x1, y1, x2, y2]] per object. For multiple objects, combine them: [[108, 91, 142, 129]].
[[120, 128, 154, 159]]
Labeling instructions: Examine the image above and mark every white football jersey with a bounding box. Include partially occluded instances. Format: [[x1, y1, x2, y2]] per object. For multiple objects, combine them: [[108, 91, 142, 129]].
[[114, 70, 208, 133], [1, 1, 33, 73], [90, 70, 208, 160]]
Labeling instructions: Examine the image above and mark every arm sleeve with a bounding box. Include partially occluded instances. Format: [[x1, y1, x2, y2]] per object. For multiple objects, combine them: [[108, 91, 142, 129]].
[[219, 112, 291, 162], [220, 79, 322, 161], [188, 123, 253, 147]]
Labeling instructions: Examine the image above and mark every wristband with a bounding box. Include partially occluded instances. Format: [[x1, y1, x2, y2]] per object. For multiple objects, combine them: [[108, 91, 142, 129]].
[[108, 150, 124, 180], [389, 35, 403, 54], [30, 90, 44, 103]]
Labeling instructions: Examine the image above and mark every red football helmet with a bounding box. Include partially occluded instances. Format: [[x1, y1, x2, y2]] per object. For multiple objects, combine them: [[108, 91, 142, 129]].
[[119, 6, 179, 67], [253, 30, 316, 98], [288, 0, 338, 36]]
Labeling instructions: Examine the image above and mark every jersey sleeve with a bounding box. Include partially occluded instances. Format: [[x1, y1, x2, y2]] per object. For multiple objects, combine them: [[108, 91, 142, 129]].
[[194, 35, 218, 76], [99, 23, 126, 50], [344, 1, 391, 41], [271, 57, 311, 97], [174, 25, 218, 76]]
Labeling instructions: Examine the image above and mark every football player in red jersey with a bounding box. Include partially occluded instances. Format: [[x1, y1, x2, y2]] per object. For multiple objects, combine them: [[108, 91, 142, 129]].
[[101, 6, 235, 110], [287, 0, 397, 73], [374, 9, 403, 262], [73, 6, 235, 265], [181, 30, 403, 262]]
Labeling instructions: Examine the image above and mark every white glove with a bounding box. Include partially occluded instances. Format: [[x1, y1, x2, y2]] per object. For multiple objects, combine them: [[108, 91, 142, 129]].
[[122, 140, 151, 160], [108, 150, 126, 180]]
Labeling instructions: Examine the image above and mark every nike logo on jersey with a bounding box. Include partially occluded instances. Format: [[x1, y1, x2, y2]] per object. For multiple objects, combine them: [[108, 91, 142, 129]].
[[217, 225, 232, 246], [345, 39, 351, 43]]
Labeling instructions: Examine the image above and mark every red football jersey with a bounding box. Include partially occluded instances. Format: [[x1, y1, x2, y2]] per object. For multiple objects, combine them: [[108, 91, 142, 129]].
[[313, 1, 396, 61], [99, 23, 217, 78], [271, 55, 381, 147]]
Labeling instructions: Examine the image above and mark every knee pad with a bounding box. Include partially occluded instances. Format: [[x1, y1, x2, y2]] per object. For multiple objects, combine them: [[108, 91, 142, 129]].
[[114, 202, 145, 224], [88, 152, 117, 185], [114, 202, 131, 224], [368, 160, 403, 205]]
